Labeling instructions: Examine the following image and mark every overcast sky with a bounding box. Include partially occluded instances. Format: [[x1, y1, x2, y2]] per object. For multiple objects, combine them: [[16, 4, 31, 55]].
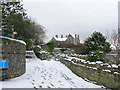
[[23, 0, 119, 42]]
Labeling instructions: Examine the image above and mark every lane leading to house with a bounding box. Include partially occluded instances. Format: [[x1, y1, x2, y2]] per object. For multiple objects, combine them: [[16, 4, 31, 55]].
[[1, 51, 102, 88]]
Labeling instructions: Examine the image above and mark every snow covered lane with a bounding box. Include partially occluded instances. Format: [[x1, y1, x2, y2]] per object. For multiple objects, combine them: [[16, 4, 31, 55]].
[[1, 57, 101, 88]]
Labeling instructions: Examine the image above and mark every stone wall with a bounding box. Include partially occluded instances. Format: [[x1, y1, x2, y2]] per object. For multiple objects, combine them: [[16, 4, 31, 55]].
[[0, 36, 26, 81], [60, 58, 120, 89]]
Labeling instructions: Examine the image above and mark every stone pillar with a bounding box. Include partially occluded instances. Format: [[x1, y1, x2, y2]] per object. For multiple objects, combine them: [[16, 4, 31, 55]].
[[118, 1, 120, 88]]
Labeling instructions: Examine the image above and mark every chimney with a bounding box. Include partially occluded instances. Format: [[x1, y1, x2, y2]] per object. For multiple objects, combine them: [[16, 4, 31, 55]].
[[55, 35, 58, 38], [78, 35, 79, 39], [75, 34, 77, 39], [61, 35, 63, 38]]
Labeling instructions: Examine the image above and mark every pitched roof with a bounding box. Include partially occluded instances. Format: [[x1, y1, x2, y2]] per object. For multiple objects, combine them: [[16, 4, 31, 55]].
[[53, 36, 67, 41], [69, 34, 75, 39]]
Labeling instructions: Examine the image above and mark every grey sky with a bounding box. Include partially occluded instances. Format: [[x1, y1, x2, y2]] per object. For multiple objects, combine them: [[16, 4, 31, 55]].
[[23, 0, 119, 42]]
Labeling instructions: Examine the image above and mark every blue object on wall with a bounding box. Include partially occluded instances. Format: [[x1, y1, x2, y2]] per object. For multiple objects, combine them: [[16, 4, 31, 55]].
[[0, 59, 9, 69]]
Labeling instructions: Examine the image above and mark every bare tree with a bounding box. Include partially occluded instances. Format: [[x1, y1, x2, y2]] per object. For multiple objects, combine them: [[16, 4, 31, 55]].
[[106, 30, 118, 48], [111, 30, 118, 47], [28, 18, 46, 45], [106, 29, 119, 64]]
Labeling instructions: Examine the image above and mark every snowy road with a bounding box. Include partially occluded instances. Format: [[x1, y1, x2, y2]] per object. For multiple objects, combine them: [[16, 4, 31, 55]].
[[1, 51, 102, 88]]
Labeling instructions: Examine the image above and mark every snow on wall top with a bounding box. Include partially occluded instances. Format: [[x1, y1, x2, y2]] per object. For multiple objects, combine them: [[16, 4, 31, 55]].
[[0, 36, 26, 45], [54, 36, 67, 41]]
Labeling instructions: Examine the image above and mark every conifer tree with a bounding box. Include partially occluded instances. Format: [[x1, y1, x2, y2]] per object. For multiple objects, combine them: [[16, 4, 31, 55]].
[[84, 31, 111, 54], [1, 1, 27, 35]]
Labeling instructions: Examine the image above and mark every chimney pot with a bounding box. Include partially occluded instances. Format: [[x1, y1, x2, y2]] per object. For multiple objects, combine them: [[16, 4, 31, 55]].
[[61, 35, 63, 38], [55, 35, 58, 38]]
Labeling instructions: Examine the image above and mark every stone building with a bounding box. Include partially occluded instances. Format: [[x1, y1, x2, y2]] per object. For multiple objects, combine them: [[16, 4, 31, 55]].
[[66, 34, 80, 45], [51, 34, 80, 47]]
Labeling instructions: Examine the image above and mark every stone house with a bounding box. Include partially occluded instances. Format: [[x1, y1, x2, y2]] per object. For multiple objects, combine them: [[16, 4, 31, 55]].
[[51, 34, 80, 47], [66, 34, 80, 45]]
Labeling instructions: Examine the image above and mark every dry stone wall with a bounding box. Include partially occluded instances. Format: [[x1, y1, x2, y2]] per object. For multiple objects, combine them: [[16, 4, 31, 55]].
[[0, 36, 26, 81], [60, 57, 120, 89]]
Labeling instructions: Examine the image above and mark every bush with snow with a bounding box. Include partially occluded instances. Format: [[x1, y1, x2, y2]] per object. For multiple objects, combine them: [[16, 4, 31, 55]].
[[34, 46, 50, 60], [60, 48, 68, 53], [87, 50, 104, 62]]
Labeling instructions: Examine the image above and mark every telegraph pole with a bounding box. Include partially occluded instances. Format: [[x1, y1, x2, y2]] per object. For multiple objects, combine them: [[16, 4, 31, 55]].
[[118, 1, 120, 68], [118, 1, 120, 88]]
